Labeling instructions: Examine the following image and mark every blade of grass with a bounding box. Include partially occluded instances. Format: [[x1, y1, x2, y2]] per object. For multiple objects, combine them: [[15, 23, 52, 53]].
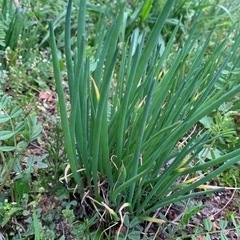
[[134, 0, 174, 82], [128, 79, 155, 203], [145, 153, 240, 213], [92, 48, 119, 193], [49, 22, 82, 192]]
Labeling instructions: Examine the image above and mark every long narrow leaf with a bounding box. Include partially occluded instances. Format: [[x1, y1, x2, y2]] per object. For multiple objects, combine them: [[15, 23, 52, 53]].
[[49, 23, 82, 192]]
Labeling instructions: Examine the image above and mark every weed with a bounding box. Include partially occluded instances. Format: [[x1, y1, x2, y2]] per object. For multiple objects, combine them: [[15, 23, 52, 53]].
[[50, 0, 240, 237], [0, 94, 41, 200], [1, 0, 240, 238]]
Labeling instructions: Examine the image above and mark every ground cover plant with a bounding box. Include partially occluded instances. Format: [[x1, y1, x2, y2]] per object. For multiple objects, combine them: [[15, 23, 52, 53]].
[[0, 0, 240, 239], [49, 0, 240, 237]]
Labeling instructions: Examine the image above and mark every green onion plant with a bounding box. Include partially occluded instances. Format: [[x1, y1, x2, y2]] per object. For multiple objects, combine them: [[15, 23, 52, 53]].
[[50, 0, 240, 222]]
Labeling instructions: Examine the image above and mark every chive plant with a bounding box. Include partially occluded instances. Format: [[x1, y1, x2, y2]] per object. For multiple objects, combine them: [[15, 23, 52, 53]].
[[50, 0, 240, 221]]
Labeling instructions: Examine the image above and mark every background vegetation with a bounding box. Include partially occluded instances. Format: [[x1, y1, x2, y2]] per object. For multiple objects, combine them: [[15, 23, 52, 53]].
[[0, 0, 239, 239]]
